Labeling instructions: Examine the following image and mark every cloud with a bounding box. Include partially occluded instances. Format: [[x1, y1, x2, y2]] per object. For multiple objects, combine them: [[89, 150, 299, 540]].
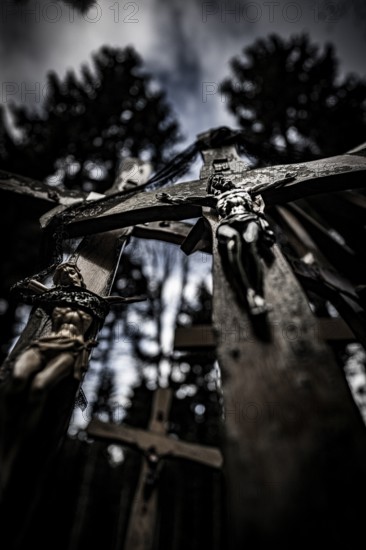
[[1, 0, 365, 144]]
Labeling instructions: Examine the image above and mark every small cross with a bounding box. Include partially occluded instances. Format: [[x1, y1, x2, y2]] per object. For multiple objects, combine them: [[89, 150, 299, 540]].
[[87, 388, 223, 550]]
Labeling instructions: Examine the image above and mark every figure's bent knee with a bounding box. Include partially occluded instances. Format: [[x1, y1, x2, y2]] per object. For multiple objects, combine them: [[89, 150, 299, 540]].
[[31, 353, 75, 394], [12, 349, 42, 381], [12, 367, 29, 383]]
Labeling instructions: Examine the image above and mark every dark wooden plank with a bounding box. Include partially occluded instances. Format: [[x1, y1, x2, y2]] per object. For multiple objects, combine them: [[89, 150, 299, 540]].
[[55, 178, 205, 238], [347, 142, 366, 155], [53, 152, 366, 240], [284, 203, 358, 277], [88, 420, 223, 469], [272, 206, 366, 347], [69, 229, 131, 294], [291, 260, 366, 349], [189, 141, 366, 548], [204, 204, 366, 548], [260, 153, 366, 204], [174, 320, 354, 349], [341, 190, 366, 209], [303, 194, 366, 259], [275, 205, 330, 266], [174, 325, 216, 349], [0, 170, 87, 206]]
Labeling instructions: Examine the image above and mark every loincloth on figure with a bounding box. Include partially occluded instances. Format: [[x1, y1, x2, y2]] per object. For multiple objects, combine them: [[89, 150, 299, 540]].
[[28, 335, 97, 380]]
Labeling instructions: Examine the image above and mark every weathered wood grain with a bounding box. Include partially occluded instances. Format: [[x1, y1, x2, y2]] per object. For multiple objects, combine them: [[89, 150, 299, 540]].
[[0, 170, 86, 206], [53, 151, 366, 239], [204, 204, 366, 547]]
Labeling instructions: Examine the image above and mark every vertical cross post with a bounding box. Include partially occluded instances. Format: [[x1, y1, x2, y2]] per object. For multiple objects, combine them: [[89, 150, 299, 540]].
[[0, 159, 151, 547], [196, 136, 366, 548], [87, 388, 223, 550]]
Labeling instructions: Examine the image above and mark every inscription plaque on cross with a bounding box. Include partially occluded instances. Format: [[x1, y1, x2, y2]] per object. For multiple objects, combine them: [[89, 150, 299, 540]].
[[87, 388, 223, 550]]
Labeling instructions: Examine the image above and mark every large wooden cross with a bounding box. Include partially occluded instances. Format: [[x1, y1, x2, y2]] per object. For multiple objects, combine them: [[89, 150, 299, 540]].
[[87, 388, 222, 550], [2, 130, 366, 547], [35, 130, 366, 547], [0, 158, 155, 544]]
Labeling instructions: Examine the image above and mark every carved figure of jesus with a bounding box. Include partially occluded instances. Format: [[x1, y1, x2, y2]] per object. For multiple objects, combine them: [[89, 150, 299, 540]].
[[12, 263, 98, 393], [216, 189, 276, 317]]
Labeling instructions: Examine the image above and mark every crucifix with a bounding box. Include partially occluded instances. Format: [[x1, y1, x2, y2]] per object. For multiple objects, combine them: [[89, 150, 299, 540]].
[[1, 127, 366, 548], [41, 128, 366, 547], [0, 158, 154, 545], [157, 172, 278, 337], [10, 261, 145, 395], [87, 387, 223, 550]]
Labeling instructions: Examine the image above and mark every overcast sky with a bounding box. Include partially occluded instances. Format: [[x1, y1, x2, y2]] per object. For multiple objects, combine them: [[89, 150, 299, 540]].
[[1, 0, 366, 143]]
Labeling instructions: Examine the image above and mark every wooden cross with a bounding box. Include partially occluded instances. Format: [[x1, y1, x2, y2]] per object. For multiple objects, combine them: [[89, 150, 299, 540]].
[[44, 130, 366, 547], [87, 387, 223, 550], [2, 129, 366, 547], [0, 158, 154, 543]]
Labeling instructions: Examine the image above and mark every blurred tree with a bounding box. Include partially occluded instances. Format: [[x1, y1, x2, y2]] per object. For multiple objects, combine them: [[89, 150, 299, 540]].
[[0, 45, 180, 359], [0, 45, 180, 192], [220, 34, 366, 165]]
